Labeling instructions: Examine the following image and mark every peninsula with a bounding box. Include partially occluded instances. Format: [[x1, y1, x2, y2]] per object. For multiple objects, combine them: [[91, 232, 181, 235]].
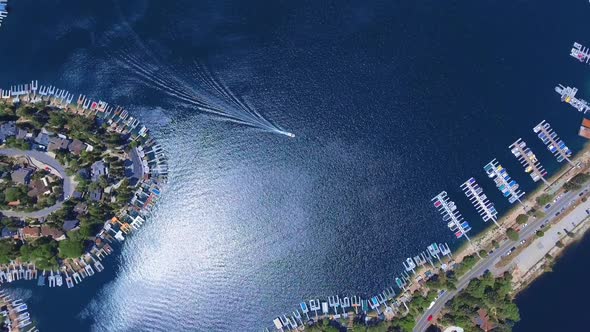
[[0, 81, 167, 330]]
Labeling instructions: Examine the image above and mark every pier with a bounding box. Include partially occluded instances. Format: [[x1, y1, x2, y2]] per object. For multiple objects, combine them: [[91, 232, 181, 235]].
[[461, 177, 499, 226], [484, 159, 525, 205], [570, 42, 590, 64], [432, 191, 472, 240], [509, 138, 548, 184], [555, 84, 590, 113], [534, 120, 574, 165]]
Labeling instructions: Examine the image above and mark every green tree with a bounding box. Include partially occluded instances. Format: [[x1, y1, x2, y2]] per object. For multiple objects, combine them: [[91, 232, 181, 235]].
[[506, 228, 519, 241], [58, 239, 85, 258], [536, 194, 553, 206], [536, 230, 545, 237], [516, 214, 529, 224]]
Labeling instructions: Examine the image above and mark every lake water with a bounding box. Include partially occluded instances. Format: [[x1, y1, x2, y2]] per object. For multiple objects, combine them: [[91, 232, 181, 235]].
[[0, 0, 589, 331]]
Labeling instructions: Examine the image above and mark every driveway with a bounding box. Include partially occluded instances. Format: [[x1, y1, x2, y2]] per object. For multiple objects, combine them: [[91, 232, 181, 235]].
[[0, 148, 76, 218]]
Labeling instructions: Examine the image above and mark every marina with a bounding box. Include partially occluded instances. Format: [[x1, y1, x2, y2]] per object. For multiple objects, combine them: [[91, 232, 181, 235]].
[[460, 177, 499, 226], [484, 159, 525, 205], [509, 138, 549, 184], [534, 120, 574, 165], [555, 84, 590, 113]]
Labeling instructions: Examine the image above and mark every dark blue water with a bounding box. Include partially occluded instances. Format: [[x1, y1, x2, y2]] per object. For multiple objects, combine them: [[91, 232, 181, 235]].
[[515, 231, 590, 332], [0, 0, 589, 331]]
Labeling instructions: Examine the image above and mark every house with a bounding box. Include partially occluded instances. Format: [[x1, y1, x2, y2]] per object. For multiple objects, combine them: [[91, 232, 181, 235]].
[[90, 188, 103, 202], [11, 167, 34, 185], [0, 121, 16, 142], [0, 228, 17, 239], [15, 128, 30, 140], [68, 139, 86, 155], [73, 202, 88, 215], [91, 160, 108, 182], [62, 220, 80, 232], [22, 226, 41, 239], [72, 191, 84, 200], [47, 136, 71, 151], [34, 132, 50, 147], [27, 179, 51, 197], [40, 225, 66, 241]]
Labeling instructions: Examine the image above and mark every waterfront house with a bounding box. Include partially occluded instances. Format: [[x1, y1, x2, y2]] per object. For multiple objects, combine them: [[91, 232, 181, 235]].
[[0, 121, 16, 143], [47, 136, 71, 151], [68, 139, 86, 155], [11, 167, 33, 185], [40, 225, 65, 241], [91, 160, 107, 182], [62, 220, 80, 232], [22, 226, 40, 239]]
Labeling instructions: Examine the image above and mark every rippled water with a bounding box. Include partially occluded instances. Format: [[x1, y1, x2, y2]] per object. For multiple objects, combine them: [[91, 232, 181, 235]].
[[1, 0, 590, 331]]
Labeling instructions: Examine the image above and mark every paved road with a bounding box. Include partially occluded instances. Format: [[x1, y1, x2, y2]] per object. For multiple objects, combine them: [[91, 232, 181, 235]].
[[413, 182, 588, 332], [0, 148, 75, 218]]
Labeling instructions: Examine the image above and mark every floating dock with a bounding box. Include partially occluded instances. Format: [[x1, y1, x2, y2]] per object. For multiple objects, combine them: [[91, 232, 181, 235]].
[[555, 84, 590, 113], [461, 177, 499, 226], [432, 191, 472, 240], [570, 42, 590, 64], [484, 159, 525, 204], [509, 138, 548, 184], [534, 120, 574, 165]]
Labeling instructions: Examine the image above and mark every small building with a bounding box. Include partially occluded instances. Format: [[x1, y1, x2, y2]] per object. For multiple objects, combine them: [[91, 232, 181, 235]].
[[47, 136, 71, 151], [72, 191, 84, 200], [0, 228, 17, 239], [40, 225, 66, 241], [91, 160, 108, 182], [63, 220, 80, 232], [11, 167, 34, 185], [27, 179, 51, 197], [22, 226, 41, 239], [90, 189, 103, 202], [73, 202, 88, 215], [68, 139, 86, 155], [34, 132, 50, 147], [15, 128, 30, 140], [0, 121, 16, 142]]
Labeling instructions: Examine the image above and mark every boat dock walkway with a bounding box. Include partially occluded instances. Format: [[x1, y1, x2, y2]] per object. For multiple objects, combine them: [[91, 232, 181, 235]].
[[432, 191, 472, 240], [509, 138, 548, 184], [570, 42, 590, 64], [461, 177, 499, 226], [555, 84, 590, 113], [533, 120, 574, 165], [484, 159, 525, 205]]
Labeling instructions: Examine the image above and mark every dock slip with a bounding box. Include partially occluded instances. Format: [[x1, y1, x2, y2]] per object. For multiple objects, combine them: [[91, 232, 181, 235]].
[[432, 191, 472, 240], [0, 1, 6, 28], [509, 138, 548, 184], [534, 120, 574, 165], [555, 84, 590, 113], [571, 42, 590, 64], [460, 177, 499, 226], [484, 159, 525, 205]]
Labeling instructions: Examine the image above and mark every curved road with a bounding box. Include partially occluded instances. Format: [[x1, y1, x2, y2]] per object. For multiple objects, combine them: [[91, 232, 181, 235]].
[[0, 148, 75, 218], [414, 182, 589, 332]]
